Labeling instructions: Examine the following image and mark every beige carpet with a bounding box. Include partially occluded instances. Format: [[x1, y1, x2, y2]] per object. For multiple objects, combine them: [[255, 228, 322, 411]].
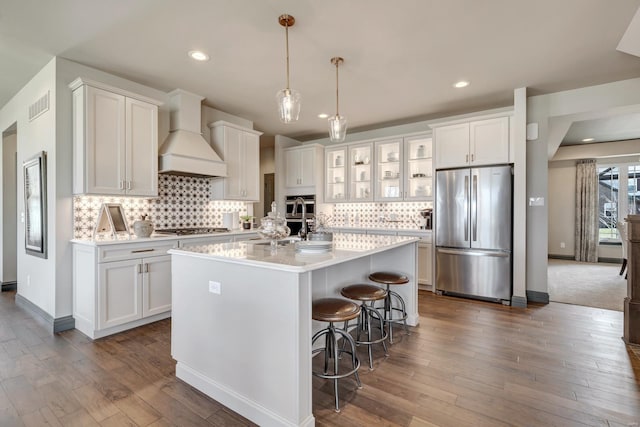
[[547, 258, 627, 312]]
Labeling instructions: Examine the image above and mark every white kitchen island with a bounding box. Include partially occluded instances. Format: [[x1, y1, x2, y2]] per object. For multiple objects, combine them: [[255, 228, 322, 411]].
[[169, 233, 419, 427]]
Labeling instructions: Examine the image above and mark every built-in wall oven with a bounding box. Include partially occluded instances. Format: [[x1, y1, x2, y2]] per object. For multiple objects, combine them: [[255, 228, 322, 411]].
[[285, 194, 315, 237]]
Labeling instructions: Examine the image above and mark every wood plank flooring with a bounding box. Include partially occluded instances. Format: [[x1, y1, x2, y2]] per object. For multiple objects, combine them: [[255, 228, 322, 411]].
[[1, 289, 639, 426]]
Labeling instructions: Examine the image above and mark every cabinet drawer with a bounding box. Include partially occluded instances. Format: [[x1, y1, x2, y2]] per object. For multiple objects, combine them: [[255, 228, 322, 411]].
[[98, 241, 178, 263]]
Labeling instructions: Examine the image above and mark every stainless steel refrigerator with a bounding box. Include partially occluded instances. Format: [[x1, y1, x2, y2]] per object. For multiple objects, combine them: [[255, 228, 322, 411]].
[[435, 165, 512, 302]]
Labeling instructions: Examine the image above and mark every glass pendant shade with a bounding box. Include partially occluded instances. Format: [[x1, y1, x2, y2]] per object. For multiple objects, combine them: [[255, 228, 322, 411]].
[[328, 57, 346, 142], [328, 114, 347, 142], [276, 88, 301, 123]]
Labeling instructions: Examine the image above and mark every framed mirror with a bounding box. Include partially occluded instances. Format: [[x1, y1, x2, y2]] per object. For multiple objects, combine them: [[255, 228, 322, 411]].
[[23, 151, 47, 258]]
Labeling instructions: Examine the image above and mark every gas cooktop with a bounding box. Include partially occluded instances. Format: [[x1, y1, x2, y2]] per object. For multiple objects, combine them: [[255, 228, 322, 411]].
[[154, 227, 230, 236]]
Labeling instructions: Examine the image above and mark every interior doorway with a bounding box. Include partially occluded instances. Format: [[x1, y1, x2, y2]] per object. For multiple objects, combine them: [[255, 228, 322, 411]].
[[263, 173, 275, 216], [1, 124, 18, 291]]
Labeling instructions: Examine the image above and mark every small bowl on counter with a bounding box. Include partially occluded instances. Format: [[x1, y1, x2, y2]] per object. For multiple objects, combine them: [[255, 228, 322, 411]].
[[307, 232, 333, 242]]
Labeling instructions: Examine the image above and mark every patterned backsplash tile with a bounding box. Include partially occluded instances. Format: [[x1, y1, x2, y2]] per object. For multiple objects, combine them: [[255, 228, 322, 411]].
[[73, 175, 248, 239], [327, 201, 433, 229], [74, 175, 433, 239]]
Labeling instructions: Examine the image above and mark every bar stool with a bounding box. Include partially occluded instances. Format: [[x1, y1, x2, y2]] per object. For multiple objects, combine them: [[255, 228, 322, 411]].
[[312, 298, 362, 412], [368, 271, 410, 343], [340, 284, 389, 370]]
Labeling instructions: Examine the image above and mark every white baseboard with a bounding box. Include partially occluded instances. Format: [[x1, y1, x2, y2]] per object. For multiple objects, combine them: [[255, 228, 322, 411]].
[[176, 362, 315, 427]]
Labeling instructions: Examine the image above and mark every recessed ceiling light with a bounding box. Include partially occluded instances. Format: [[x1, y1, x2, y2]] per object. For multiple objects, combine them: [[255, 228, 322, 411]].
[[188, 50, 210, 61], [318, 113, 329, 119], [582, 138, 595, 142], [453, 80, 469, 88]]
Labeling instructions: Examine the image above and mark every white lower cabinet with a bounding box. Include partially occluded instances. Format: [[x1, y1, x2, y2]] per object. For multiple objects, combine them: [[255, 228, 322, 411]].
[[98, 258, 143, 329], [418, 242, 432, 287], [73, 240, 177, 339]]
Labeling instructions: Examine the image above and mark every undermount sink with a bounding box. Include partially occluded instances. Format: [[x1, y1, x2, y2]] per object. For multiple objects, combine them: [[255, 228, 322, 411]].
[[251, 239, 295, 246]]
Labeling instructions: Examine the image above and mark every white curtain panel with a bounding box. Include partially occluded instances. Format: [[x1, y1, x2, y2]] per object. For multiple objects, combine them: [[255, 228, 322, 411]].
[[575, 159, 598, 262]]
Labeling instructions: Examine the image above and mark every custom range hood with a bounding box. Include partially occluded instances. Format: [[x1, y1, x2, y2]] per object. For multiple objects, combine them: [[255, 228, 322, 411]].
[[159, 89, 227, 177]]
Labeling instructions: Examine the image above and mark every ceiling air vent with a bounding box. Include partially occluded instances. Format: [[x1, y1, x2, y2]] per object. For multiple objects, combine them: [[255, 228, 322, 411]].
[[28, 91, 50, 122]]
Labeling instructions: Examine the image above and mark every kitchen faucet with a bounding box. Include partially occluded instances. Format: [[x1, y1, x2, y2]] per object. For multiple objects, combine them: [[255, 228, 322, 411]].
[[292, 197, 307, 239]]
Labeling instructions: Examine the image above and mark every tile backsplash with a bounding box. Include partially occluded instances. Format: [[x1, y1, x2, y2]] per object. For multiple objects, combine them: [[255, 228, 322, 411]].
[[73, 175, 248, 239], [326, 201, 433, 229]]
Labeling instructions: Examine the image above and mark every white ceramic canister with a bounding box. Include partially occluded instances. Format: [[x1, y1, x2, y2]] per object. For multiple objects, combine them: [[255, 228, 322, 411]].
[[222, 212, 235, 230]]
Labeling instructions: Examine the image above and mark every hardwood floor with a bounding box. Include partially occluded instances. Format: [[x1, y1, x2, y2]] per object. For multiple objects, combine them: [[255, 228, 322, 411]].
[[1, 289, 639, 426]]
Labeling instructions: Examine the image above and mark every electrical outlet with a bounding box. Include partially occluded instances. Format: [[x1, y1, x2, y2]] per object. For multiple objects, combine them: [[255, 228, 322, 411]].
[[560, 242, 566, 249], [208, 281, 221, 294], [26, 275, 30, 287]]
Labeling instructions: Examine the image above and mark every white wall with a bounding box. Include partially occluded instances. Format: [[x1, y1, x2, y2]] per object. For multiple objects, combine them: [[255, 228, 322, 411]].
[[0, 59, 57, 315], [548, 140, 640, 260], [2, 131, 17, 283], [548, 162, 576, 257], [528, 77, 640, 296], [0, 57, 170, 320]]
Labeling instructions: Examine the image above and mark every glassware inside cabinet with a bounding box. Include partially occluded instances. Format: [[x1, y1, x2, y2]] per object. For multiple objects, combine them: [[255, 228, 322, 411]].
[[350, 144, 372, 201], [375, 139, 402, 200], [326, 148, 347, 200], [405, 136, 432, 199]]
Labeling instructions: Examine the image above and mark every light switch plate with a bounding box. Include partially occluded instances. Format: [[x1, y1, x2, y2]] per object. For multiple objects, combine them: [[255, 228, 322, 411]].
[[208, 281, 221, 294], [529, 197, 545, 206]]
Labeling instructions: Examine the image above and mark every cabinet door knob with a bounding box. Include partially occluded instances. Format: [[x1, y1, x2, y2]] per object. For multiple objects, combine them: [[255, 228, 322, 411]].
[[471, 153, 475, 162], [119, 180, 124, 190], [127, 181, 132, 190], [465, 154, 469, 163]]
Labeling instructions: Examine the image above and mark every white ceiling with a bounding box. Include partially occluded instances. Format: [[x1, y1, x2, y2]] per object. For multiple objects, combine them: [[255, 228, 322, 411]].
[[2, 0, 640, 141], [562, 113, 640, 146]]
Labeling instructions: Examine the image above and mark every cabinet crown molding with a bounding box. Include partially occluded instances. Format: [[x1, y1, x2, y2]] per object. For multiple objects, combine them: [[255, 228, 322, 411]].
[[68, 77, 164, 106], [428, 109, 513, 129], [207, 120, 263, 135]]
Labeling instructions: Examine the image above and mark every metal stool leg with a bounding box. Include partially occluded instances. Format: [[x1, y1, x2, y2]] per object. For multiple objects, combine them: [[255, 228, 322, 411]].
[[389, 289, 410, 337], [382, 286, 409, 343], [312, 322, 361, 412]]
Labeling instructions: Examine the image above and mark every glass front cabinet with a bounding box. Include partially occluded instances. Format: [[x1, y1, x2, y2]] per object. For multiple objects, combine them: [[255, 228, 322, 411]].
[[375, 138, 404, 201], [325, 146, 347, 202], [404, 135, 433, 201], [349, 142, 373, 202], [324, 134, 433, 203]]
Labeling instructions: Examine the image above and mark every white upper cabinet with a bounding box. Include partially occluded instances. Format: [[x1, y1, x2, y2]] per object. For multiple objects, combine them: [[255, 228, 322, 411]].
[[404, 135, 433, 201], [434, 116, 509, 169], [325, 146, 348, 202], [469, 117, 510, 166], [348, 142, 374, 202], [324, 135, 434, 203], [70, 78, 161, 196], [209, 121, 262, 201], [284, 145, 321, 189], [374, 138, 404, 202]]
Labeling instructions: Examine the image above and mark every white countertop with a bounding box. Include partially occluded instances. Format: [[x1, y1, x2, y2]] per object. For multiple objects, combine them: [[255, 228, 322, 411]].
[[71, 229, 259, 246], [169, 232, 419, 273]]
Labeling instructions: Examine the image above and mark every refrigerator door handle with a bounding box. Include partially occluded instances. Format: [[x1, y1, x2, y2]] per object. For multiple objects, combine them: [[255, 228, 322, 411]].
[[464, 175, 469, 241], [472, 174, 478, 242], [437, 248, 510, 258]]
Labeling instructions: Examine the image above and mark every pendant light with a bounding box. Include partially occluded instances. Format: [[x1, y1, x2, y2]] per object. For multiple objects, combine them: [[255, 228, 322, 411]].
[[328, 57, 347, 142], [276, 14, 301, 123]]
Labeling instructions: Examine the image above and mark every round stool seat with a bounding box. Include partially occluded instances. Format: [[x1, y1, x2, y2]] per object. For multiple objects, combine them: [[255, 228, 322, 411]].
[[341, 284, 387, 302], [313, 298, 360, 323], [368, 271, 409, 285]]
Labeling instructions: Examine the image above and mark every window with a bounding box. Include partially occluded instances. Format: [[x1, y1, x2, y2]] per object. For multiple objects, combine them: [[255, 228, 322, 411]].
[[598, 163, 640, 243], [598, 166, 618, 242], [628, 164, 640, 216]]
